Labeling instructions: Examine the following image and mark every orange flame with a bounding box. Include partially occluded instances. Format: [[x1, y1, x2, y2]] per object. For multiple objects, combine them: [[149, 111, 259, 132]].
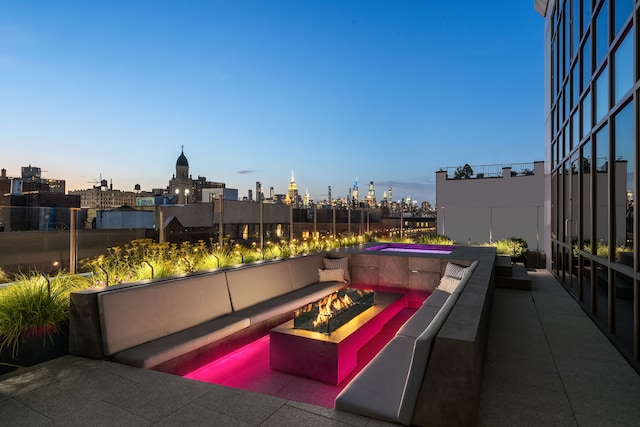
[[312, 292, 354, 327]]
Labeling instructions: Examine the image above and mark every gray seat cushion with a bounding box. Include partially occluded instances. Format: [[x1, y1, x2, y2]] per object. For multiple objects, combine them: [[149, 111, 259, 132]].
[[113, 315, 250, 369], [422, 289, 450, 308]]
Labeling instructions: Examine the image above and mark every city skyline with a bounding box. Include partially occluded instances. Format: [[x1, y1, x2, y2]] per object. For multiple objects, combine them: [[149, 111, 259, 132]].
[[1, 1, 544, 203]]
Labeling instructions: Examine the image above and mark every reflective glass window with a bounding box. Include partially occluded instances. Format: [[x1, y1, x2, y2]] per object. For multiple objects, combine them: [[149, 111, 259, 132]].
[[614, 102, 633, 253], [583, 90, 592, 136], [584, 0, 592, 31], [596, 67, 609, 123], [595, 124, 609, 247], [573, 111, 580, 146], [614, 0, 633, 36], [574, 58, 581, 98], [573, 0, 581, 50], [614, 29, 633, 104], [582, 139, 592, 242], [595, 1, 608, 66], [583, 32, 592, 85]]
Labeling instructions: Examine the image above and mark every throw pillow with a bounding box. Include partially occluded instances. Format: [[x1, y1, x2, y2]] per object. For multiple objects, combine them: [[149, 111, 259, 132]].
[[323, 257, 351, 281], [444, 262, 468, 280], [318, 268, 346, 283], [437, 275, 461, 294]]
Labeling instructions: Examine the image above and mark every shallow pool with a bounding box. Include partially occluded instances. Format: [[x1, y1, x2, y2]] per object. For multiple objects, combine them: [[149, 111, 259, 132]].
[[365, 243, 455, 255]]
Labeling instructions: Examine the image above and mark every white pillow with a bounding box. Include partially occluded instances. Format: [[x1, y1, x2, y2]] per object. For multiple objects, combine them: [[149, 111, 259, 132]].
[[437, 275, 461, 294], [323, 257, 350, 281], [318, 268, 346, 283], [444, 262, 468, 280]]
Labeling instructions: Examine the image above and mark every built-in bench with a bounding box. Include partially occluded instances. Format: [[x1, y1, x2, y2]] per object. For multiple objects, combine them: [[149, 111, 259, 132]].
[[69, 251, 349, 374], [335, 261, 479, 425]]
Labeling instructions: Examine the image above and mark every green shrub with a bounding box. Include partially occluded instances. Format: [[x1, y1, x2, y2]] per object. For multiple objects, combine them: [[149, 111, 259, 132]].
[[415, 234, 455, 245], [0, 274, 76, 357], [493, 237, 528, 258]]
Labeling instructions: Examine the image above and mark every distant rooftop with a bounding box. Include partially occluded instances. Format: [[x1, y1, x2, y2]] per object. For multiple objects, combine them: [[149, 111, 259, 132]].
[[438, 161, 542, 179]]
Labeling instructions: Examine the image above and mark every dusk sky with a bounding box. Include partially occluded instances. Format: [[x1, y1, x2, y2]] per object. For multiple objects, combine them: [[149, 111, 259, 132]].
[[1, 1, 544, 204]]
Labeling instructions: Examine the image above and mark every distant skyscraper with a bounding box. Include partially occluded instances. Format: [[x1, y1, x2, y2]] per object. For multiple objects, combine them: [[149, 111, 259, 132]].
[[328, 186, 332, 202], [286, 170, 299, 205], [270, 186, 275, 199], [256, 181, 262, 202], [365, 181, 376, 207], [388, 186, 393, 203], [248, 189, 253, 202], [352, 177, 359, 206]]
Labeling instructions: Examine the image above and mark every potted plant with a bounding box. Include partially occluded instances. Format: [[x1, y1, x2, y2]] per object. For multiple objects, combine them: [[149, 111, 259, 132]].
[[0, 273, 88, 373]]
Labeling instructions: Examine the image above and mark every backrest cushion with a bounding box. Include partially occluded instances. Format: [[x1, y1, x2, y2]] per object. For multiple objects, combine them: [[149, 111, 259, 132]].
[[452, 260, 479, 295], [443, 262, 468, 280], [287, 252, 327, 290], [98, 272, 232, 356], [436, 275, 460, 293], [225, 260, 294, 311], [318, 268, 346, 283], [323, 257, 351, 281]]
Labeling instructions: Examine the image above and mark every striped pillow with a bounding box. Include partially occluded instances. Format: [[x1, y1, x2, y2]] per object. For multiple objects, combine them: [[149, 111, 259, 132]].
[[437, 275, 461, 294], [444, 262, 468, 280], [322, 257, 350, 282]]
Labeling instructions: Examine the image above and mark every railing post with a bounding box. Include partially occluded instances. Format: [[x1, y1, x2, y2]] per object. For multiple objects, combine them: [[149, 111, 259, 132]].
[[69, 208, 80, 274]]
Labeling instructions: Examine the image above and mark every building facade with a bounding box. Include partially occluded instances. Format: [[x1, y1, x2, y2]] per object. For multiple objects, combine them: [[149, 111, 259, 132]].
[[436, 161, 545, 250], [537, 0, 638, 370]]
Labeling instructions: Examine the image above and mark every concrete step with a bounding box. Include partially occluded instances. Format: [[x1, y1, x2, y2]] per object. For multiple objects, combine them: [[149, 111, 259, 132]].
[[496, 263, 531, 290], [495, 255, 513, 277]]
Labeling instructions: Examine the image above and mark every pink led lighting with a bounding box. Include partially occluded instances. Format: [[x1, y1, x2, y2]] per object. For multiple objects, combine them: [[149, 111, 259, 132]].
[[184, 289, 423, 408]]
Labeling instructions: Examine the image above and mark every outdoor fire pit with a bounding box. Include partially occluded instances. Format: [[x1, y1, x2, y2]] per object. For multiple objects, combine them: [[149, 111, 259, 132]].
[[270, 290, 405, 385], [293, 288, 375, 334]]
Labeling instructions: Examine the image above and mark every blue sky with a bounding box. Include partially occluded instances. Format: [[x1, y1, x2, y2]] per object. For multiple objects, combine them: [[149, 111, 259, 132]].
[[1, 1, 544, 204]]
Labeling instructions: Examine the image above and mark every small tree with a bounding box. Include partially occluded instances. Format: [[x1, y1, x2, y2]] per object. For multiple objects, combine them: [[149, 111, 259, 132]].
[[453, 164, 474, 179]]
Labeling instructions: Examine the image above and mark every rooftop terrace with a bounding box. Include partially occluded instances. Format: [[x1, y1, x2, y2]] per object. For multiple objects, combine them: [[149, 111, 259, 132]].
[[1, 270, 638, 426]]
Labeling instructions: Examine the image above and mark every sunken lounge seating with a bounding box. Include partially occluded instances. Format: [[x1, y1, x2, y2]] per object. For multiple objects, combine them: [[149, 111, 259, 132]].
[[69, 251, 349, 374], [69, 245, 496, 426]]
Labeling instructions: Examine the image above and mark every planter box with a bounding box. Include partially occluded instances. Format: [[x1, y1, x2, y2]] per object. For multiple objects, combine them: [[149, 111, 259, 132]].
[[0, 322, 69, 374]]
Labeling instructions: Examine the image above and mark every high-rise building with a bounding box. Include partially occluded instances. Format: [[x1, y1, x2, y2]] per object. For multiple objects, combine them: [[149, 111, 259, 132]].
[[365, 181, 376, 207], [537, 0, 638, 370], [286, 170, 299, 205], [352, 178, 359, 206]]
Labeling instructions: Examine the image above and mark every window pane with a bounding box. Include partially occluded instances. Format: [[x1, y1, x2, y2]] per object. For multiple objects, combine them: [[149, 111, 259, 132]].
[[596, 67, 609, 123], [573, 0, 581, 49], [614, 0, 633, 36], [595, 1, 608, 66], [583, 33, 592, 85], [573, 111, 580, 146], [595, 124, 609, 247], [584, 0, 592, 31], [614, 29, 633, 104], [565, 4, 571, 72], [582, 140, 592, 241], [614, 102, 633, 254], [583, 90, 592, 136], [574, 58, 581, 97]]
